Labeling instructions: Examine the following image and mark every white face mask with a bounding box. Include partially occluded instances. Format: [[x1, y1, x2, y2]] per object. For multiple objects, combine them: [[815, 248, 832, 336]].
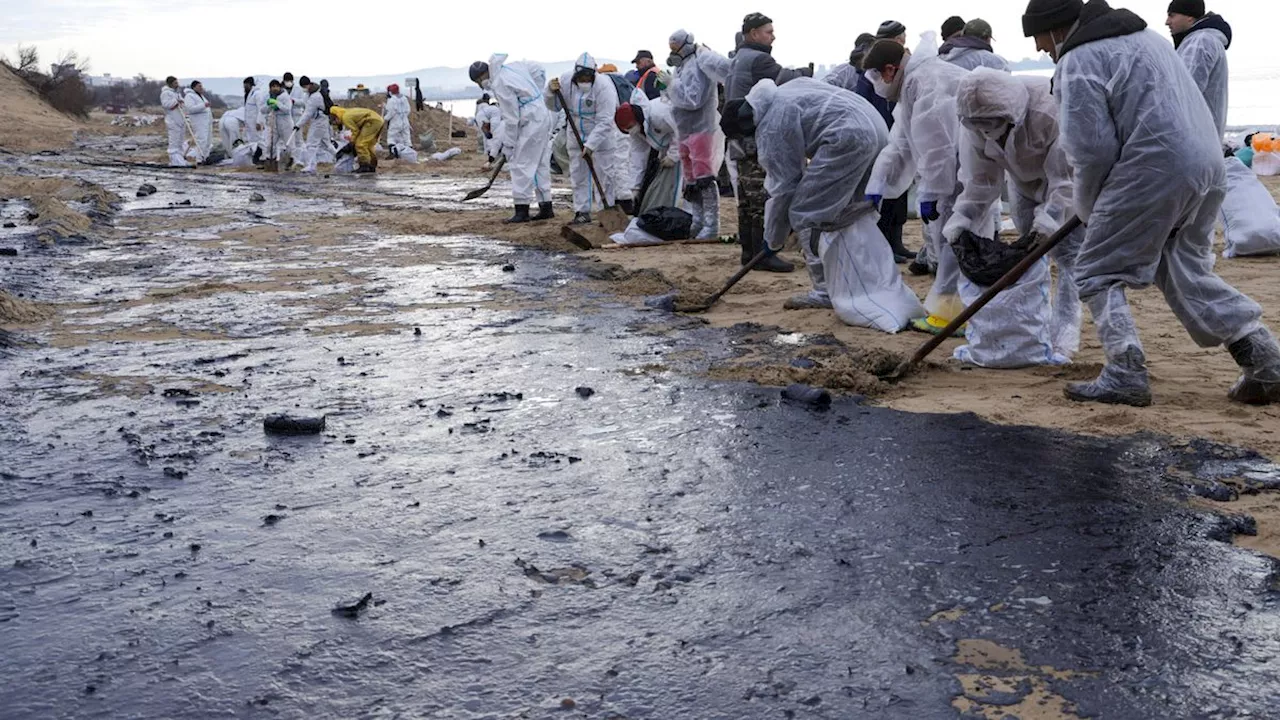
[[576, 81, 593, 92], [865, 69, 891, 99], [480, 79, 492, 90]]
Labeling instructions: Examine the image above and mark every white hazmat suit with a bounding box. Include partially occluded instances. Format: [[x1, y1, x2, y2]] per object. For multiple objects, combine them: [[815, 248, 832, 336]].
[[300, 90, 335, 172], [384, 92, 412, 155], [1054, 11, 1280, 405], [159, 85, 187, 167], [257, 89, 294, 162], [546, 53, 619, 216], [242, 85, 264, 153], [486, 54, 554, 207], [622, 100, 683, 213], [667, 32, 723, 238], [475, 101, 504, 160], [219, 106, 245, 153], [946, 69, 1082, 367], [182, 88, 212, 161], [867, 34, 973, 326], [749, 78, 925, 333]]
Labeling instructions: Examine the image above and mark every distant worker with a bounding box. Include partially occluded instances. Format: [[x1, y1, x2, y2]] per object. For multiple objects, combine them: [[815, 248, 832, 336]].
[[383, 83, 413, 158], [160, 76, 187, 167], [242, 77, 264, 162], [629, 50, 662, 100], [329, 106, 384, 173], [474, 94, 504, 165], [1167, 0, 1231, 137], [259, 80, 294, 164], [547, 53, 621, 225], [219, 106, 245, 153], [284, 72, 307, 156], [182, 80, 213, 162], [1022, 0, 1280, 406], [940, 19, 1012, 71], [297, 78, 334, 173], [469, 55, 556, 223]]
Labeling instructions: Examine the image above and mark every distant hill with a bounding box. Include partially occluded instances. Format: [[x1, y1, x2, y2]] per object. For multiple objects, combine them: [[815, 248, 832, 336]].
[[1009, 55, 1055, 71]]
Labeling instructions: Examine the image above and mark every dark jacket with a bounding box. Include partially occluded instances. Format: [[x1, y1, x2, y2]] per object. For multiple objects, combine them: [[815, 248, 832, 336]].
[[1173, 12, 1232, 50], [823, 62, 894, 129], [726, 42, 783, 101], [1059, 0, 1147, 59]]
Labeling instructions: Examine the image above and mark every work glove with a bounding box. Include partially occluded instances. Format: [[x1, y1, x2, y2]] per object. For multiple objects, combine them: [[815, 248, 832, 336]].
[[798, 66, 814, 78], [336, 142, 355, 159], [866, 193, 883, 210], [660, 156, 676, 169], [919, 200, 940, 224], [267, 98, 278, 109], [582, 146, 593, 161], [549, 77, 561, 93], [293, 125, 300, 132], [655, 70, 672, 91]]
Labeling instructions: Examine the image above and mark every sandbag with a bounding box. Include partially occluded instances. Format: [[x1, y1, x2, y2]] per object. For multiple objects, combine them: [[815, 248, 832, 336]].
[[334, 155, 355, 173], [638, 163, 683, 215], [819, 213, 926, 333], [953, 257, 1067, 368], [637, 207, 693, 240], [1221, 156, 1280, 258]]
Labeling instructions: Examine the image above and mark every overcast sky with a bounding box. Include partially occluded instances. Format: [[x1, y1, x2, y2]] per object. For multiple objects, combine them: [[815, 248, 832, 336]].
[[6, 0, 1274, 78]]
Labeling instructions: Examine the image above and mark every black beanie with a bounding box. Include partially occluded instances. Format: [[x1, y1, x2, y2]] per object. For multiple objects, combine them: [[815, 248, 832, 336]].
[[743, 12, 772, 34], [941, 16, 966, 38], [1167, 0, 1205, 17], [1022, 0, 1084, 37]]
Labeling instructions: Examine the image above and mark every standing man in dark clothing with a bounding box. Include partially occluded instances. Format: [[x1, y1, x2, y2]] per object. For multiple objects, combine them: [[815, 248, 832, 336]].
[[628, 51, 662, 101], [726, 11, 811, 273], [942, 16, 966, 41], [825, 32, 914, 262]]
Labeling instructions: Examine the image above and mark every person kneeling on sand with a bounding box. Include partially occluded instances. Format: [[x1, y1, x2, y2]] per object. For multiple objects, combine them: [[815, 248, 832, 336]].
[[1023, 0, 1280, 406], [720, 78, 925, 333]]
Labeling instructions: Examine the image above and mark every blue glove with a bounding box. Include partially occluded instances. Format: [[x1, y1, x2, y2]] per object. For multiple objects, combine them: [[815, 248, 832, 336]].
[[866, 193, 883, 209], [919, 200, 940, 224]]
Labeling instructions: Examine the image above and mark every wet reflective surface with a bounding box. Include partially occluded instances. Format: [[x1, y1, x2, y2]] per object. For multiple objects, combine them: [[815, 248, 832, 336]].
[[3, 155, 1280, 719]]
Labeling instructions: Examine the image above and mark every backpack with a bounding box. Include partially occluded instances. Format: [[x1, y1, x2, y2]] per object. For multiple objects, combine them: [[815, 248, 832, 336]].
[[607, 74, 636, 105]]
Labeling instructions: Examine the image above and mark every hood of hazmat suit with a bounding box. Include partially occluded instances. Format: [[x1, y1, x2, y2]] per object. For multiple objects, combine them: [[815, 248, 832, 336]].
[[939, 36, 1011, 72], [1174, 13, 1232, 138], [866, 32, 969, 202]]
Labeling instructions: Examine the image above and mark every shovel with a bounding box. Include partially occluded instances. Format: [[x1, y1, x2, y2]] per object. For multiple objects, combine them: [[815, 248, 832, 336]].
[[881, 215, 1083, 381], [675, 249, 771, 313], [462, 155, 507, 201], [552, 87, 629, 234], [179, 106, 205, 165], [264, 121, 279, 172]]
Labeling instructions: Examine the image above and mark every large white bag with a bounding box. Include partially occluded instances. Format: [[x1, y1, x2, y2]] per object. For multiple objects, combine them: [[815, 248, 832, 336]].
[[953, 257, 1067, 368], [819, 213, 926, 333], [1221, 156, 1280, 258]]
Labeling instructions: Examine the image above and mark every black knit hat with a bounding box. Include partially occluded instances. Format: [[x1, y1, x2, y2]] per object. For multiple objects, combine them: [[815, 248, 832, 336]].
[[1167, 0, 1205, 17], [743, 12, 772, 34], [1022, 0, 1084, 37], [941, 16, 966, 38], [877, 20, 907, 38]]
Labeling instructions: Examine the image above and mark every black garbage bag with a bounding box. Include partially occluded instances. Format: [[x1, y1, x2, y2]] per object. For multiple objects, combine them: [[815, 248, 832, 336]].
[[637, 206, 693, 241], [951, 230, 1039, 287]]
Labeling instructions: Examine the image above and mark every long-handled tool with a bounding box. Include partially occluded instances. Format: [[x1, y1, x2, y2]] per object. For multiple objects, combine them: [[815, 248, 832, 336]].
[[462, 155, 507, 201], [279, 126, 300, 170], [179, 106, 204, 165], [675, 249, 772, 313], [264, 118, 279, 172], [552, 87, 629, 234], [883, 215, 1083, 381]]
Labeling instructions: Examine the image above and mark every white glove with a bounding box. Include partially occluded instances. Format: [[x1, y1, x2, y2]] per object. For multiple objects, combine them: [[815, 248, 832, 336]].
[[660, 156, 676, 169]]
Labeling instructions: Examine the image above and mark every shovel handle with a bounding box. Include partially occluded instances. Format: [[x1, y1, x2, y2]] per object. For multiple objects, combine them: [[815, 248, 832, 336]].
[[898, 215, 1083, 372], [682, 249, 770, 312], [552, 87, 611, 208]]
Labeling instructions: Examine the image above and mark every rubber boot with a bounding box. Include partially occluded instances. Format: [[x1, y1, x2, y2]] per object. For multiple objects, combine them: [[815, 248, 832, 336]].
[[695, 186, 720, 240], [687, 187, 705, 239], [739, 220, 754, 265], [1065, 289, 1152, 407], [533, 202, 555, 221], [753, 223, 795, 273], [1227, 327, 1280, 405], [785, 231, 832, 308], [887, 231, 915, 263], [908, 241, 931, 276], [571, 211, 592, 225], [504, 204, 531, 224]]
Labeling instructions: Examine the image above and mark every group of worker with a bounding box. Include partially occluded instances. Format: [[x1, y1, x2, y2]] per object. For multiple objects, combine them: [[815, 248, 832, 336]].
[[470, 0, 1280, 408], [161, 73, 418, 174]]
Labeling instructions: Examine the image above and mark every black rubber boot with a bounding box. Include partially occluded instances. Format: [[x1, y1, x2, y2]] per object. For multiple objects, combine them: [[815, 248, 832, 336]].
[[504, 204, 532, 224], [532, 202, 555, 221], [1227, 328, 1280, 405], [755, 252, 796, 273]]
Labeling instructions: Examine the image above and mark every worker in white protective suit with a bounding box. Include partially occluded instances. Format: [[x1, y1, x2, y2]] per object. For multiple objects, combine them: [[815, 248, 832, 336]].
[[182, 81, 213, 163], [383, 83, 413, 158], [664, 30, 722, 239], [242, 77, 264, 162], [947, 69, 1082, 368], [1023, 0, 1280, 406], [614, 100, 684, 214], [258, 79, 294, 164], [722, 79, 926, 331], [469, 55, 556, 223], [474, 95, 504, 164], [545, 53, 619, 225], [159, 76, 188, 167], [219, 106, 245, 152], [297, 79, 334, 173], [864, 34, 977, 335], [939, 19, 1012, 71], [283, 73, 307, 157]]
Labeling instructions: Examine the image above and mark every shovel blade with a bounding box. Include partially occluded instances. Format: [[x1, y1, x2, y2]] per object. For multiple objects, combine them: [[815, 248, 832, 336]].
[[462, 187, 488, 202], [597, 207, 630, 234], [559, 224, 595, 250]]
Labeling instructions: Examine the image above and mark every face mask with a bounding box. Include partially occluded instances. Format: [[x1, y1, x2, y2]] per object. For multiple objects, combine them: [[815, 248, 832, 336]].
[[480, 79, 492, 90], [964, 117, 1007, 134], [576, 81, 593, 92], [667, 54, 683, 68], [285, 82, 293, 89]]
